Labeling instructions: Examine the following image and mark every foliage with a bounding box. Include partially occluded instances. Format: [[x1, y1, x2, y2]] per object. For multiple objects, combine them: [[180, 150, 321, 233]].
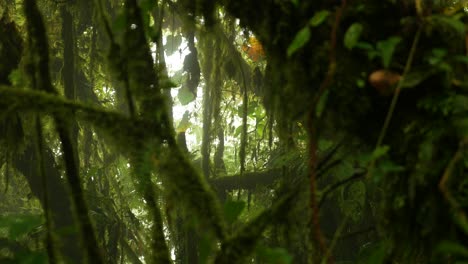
[[0, 0, 467, 264]]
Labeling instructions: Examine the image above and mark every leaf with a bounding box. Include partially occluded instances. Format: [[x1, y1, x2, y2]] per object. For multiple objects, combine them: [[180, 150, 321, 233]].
[[234, 126, 243, 137], [257, 246, 293, 264], [309, 10, 330, 27], [164, 34, 182, 56], [360, 242, 387, 264], [315, 90, 329, 118], [355, 41, 374, 51], [113, 12, 127, 32], [454, 55, 468, 64], [8, 69, 25, 87], [159, 75, 178, 89], [344, 23, 364, 50], [400, 68, 435, 88], [140, 0, 156, 12], [287, 27, 311, 57], [371, 145, 390, 161], [0, 214, 43, 240], [379, 159, 405, 174], [176, 111, 191, 133], [177, 85, 195, 105], [16, 252, 48, 264], [199, 234, 216, 264], [223, 200, 245, 224], [436, 240, 468, 258], [376, 36, 401, 68], [355, 42, 379, 60], [430, 15, 465, 38]]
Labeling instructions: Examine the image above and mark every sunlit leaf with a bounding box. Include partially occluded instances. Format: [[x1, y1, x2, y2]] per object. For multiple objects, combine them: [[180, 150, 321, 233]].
[[165, 34, 182, 56], [159, 76, 178, 89], [287, 27, 311, 57], [176, 111, 191, 132], [309, 10, 330, 27], [234, 126, 243, 137], [177, 85, 195, 105], [344, 23, 364, 50]]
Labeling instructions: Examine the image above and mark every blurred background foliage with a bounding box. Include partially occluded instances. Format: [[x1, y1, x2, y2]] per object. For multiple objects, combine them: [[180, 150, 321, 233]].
[[0, 0, 467, 263]]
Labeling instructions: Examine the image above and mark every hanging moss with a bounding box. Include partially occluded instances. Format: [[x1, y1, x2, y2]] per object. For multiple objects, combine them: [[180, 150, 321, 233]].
[[23, 1, 104, 262]]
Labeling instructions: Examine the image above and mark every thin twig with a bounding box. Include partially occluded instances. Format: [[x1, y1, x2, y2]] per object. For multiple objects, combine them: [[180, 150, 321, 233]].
[[438, 138, 468, 235], [308, 1, 347, 263], [367, 25, 423, 178], [319, 171, 366, 208]]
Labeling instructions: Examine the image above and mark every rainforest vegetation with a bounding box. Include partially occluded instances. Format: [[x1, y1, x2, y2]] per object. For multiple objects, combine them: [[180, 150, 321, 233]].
[[1, 0, 468, 263]]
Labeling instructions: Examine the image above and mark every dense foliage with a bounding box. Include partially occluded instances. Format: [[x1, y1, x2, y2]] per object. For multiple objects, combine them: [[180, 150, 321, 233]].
[[0, 0, 468, 263]]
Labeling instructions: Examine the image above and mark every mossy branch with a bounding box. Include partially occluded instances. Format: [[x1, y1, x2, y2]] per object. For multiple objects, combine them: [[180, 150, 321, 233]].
[[0, 86, 163, 147], [34, 116, 57, 263], [215, 189, 296, 263], [23, 0, 103, 262]]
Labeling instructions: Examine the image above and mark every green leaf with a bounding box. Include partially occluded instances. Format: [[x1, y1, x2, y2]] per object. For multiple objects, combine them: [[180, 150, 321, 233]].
[[159, 75, 178, 89], [165, 34, 182, 56], [176, 111, 191, 132], [113, 12, 127, 32], [8, 69, 26, 87], [400, 68, 435, 88], [0, 214, 43, 240], [436, 241, 468, 258], [454, 55, 468, 64], [430, 15, 465, 38], [358, 241, 388, 264], [371, 145, 390, 161], [177, 85, 195, 105], [223, 200, 245, 224], [198, 234, 216, 264], [16, 252, 48, 264], [140, 0, 156, 12], [234, 126, 243, 137], [309, 10, 330, 27], [380, 159, 405, 174], [432, 48, 448, 58], [376, 36, 401, 68], [355, 41, 380, 60], [344, 23, 364, 50], [315, 90, 329, 118], [257, 246, 293, 264], [355, 41, 374, 51], [287, 27, 311, 57]]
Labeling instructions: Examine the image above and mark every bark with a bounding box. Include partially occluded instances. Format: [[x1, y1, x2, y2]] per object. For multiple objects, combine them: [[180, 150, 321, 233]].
[[209, 169, 282, 191], [14, 143, 84, 263]]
